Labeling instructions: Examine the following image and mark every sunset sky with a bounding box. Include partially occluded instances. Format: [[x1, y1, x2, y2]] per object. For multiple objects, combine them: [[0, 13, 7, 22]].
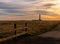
[[0, 0, 60, 20]]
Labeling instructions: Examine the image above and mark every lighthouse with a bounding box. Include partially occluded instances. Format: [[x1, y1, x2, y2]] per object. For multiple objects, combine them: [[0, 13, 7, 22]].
[[39, 14, 41, 21]]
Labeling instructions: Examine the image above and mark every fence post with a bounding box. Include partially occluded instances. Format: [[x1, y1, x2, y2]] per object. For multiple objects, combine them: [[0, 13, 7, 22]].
[[14, 24, 16, 35], [24, 22, 28, 32]]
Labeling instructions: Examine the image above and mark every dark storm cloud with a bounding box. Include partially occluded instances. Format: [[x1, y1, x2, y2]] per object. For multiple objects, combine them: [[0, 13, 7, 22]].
[[33, 10, 57, 16], [43, 3, 56, 8]]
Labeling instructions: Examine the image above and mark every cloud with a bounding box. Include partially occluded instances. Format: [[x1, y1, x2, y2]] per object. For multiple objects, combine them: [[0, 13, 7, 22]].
[[3, 9, 20, 13], [43, 3, 56, 8], [0, 2, 20, 9], [0, 0, 60, 20], [23, 0, 36, 2], [0, 0, 12, 2], [0, 2, 25, 15], [0, 0, 60, 16], [33, 10, 57, 16]]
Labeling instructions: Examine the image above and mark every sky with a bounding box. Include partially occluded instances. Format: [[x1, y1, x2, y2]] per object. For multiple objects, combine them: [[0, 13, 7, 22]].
[[0, 0, 60, 20]]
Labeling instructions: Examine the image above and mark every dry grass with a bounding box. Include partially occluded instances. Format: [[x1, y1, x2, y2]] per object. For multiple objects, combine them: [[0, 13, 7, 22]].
[[0, 20, 60, 37]]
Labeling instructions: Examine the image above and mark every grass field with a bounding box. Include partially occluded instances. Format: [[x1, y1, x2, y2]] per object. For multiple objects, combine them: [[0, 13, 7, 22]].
[[0, 20, 60, 38]]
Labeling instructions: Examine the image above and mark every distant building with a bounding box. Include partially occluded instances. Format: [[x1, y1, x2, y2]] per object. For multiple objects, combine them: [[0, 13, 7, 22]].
[[39, 14, 41, 21]]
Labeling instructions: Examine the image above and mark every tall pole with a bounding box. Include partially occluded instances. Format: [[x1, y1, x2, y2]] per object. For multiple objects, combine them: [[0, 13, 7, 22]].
[[39, 14, 41, 21]]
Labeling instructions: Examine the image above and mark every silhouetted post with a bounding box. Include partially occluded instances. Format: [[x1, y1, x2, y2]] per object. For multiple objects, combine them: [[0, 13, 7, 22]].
[[25, 23, 28, 31], [14, 24, 16, 35]]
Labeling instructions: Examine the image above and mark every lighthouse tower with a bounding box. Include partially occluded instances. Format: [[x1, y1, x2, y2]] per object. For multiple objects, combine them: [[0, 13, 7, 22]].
[[39, 14, 41, 21]]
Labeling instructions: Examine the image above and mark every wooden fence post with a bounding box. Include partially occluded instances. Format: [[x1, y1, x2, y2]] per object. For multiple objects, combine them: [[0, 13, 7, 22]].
[[14, 24, 16, 35], [25, 23, 28, 32]]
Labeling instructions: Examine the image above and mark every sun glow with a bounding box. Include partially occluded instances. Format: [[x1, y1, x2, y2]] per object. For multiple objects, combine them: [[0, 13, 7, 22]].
[[41, 0, 60, 20], [41, 15, 60, 20], [44, 0, 60, 15]]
